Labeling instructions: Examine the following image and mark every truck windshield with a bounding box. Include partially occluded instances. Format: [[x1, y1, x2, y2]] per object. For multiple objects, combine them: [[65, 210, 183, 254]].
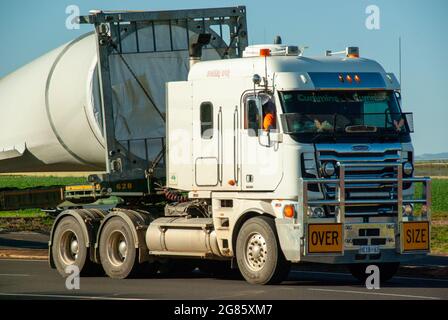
[[279, 91, 413, 138]]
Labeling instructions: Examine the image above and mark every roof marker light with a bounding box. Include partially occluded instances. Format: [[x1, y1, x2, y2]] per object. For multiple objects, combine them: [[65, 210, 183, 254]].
[[260, 48, 271, 57], [346, 74, 353, 83], [338, 74, 344, 83], [354, 74, 361, 83], [300, 74, 308, 84], [346, 47, 360, 58]]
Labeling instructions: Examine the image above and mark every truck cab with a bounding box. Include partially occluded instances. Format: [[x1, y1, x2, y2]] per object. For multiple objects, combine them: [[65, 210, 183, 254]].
[[166, 43, 431, 284], [43, 8, 430, 285]]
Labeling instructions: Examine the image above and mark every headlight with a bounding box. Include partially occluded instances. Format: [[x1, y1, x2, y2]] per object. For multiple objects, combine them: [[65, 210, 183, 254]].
[[403, 204, 413, 216], [322, 162, 336, 177], [308, 207, 325, 218], [403, 162, 413, 176]]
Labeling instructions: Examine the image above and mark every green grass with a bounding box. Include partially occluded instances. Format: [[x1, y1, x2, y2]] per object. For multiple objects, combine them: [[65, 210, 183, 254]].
[[414, 179, 448, 219], [0, 175, 86, 189], [0, 209, 46, 218], [431, 225, 448, 254]]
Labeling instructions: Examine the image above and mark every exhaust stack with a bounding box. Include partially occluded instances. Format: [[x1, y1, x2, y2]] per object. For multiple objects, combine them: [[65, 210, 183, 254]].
[[189, 33, 212, 68]]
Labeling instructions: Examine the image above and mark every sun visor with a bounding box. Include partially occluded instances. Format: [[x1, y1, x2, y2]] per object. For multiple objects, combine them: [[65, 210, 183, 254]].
[[308, 72, 386, 90]]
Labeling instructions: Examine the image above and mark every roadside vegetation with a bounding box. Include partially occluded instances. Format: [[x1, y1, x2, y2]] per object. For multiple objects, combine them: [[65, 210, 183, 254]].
[[0, 175, 86, 189], [424, 178, 448, 254]]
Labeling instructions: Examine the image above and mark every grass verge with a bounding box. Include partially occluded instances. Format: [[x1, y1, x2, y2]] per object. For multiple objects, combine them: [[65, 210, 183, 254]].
[[0, 175, 86, 189]]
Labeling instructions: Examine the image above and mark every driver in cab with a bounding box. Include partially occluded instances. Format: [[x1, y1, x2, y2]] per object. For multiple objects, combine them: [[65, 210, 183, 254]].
[[262, 98, 276, 131]]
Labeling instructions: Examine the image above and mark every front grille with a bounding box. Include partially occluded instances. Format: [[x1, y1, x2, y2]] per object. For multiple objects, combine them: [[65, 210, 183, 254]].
[[316, 143, 403, 216]]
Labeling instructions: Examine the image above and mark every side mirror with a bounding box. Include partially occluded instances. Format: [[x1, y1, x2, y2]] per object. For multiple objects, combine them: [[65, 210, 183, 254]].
[[258, 130, 282, 146]]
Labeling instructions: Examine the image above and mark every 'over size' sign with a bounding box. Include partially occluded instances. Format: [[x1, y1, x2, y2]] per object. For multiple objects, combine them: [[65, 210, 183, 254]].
[[402, 221, 430, 252], [307, 224, 343, 254]]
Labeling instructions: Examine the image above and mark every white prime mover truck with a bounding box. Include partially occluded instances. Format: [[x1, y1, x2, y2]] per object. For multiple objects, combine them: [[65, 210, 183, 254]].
[[0, 7, 431, 284]]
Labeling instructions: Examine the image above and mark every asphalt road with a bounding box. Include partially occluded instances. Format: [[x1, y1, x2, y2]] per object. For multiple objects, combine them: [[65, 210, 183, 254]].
[[0, 259, 447, 300], [0, 232, 48, 250]]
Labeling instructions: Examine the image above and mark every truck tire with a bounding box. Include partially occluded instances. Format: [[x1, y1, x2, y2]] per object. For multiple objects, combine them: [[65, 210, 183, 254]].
[[348, 262, 400, 283], [99, 217, 153, 279], [51, 216, 98, 277], [236, 216, 291, 285]]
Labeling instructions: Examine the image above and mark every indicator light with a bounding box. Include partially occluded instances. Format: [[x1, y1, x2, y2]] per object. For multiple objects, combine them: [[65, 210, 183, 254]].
[[284, 205, 295, 218]]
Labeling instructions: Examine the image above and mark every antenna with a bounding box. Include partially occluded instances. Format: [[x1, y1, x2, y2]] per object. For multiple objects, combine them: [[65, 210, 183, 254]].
[[399, 36, 402, 85]]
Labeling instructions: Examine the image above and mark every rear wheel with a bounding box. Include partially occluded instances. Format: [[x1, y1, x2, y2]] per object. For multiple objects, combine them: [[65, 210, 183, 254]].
[[348, 262, 400, 283], [236, 216, 291, 285], [99, 217, 156, 279], [52, 216, 98, 277]]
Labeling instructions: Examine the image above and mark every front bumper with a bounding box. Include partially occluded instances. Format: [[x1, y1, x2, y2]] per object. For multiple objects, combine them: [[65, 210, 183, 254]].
[[276, 219, 430, 264], [276, 162, 432, 264]]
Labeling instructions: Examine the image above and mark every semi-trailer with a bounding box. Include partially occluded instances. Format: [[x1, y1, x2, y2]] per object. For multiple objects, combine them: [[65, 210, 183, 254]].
[[0, 6, 431, 284]]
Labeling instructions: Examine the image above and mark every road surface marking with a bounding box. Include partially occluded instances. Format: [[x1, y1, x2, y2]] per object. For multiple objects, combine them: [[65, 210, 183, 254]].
[[0, 293, 146, 300], [0, 273, 30, 277], [308, 288, 441, 300], [292, 270, 448, 283]]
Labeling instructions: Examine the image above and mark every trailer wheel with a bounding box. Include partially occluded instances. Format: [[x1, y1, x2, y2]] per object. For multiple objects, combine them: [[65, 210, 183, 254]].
[[52, 216, 97, 277], [99, 217, 153, 279], [348, 262, 400, 283], [236, 216, 291, 285]]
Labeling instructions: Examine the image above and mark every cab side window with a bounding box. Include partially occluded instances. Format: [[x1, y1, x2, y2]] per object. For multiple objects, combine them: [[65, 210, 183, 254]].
[[245, 98, 261, 136], [261, 96, 277, 131], [200, 102, 213, 139]]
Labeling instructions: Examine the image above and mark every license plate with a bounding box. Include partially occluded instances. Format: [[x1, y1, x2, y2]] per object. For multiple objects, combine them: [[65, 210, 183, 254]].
[[358, 245, 380, 255], [402, 222, 430, 251], [308, 224, 343, 254]]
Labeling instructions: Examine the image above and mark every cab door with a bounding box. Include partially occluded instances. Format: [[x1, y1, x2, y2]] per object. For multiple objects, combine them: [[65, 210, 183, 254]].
[[191, 79, 240, 191], [240, 93, 283, 191], [193, 100, 220, 187]]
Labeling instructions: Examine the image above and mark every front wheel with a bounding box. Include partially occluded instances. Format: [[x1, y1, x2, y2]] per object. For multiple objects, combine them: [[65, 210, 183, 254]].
[[236, 216, 291, 285], [348, 262, 400, 283]]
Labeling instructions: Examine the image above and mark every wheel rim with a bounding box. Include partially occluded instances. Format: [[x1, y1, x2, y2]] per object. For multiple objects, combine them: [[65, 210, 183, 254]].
[[107, 231, 128, 267], [60, 230, 79, 265], [244, 232, 268, 272]]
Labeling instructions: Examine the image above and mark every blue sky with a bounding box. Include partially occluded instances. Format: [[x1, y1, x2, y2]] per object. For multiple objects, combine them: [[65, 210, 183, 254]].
[[1, 0, 447, 154]]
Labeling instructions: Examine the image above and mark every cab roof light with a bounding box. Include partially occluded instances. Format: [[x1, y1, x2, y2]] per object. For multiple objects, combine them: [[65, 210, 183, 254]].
[[260, 48, 271, 57], [346, 47, 360, 58], [346, 74, 353, 83], [354, 74, 361, 83]]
